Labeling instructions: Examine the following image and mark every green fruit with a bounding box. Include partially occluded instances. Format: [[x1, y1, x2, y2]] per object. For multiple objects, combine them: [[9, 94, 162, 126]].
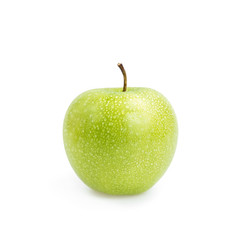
[[63, 64, 178, 195]]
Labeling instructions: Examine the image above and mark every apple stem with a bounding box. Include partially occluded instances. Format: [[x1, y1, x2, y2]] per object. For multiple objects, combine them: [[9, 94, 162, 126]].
[[117, 63, 127, 92]]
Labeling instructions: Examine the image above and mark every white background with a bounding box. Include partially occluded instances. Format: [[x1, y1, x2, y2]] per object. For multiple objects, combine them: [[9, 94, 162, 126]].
[[0, 0, 240, 239]]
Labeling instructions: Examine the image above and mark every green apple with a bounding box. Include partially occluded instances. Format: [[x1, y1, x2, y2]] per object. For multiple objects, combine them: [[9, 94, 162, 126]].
[[63, 64, 178, 195]]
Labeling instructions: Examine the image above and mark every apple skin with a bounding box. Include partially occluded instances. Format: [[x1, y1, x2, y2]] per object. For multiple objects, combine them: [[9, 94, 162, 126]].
[[63, 87, 178, 195]]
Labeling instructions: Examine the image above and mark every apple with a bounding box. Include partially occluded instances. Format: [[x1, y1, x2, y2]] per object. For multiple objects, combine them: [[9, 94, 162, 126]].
[[63, 64, 178, 195]]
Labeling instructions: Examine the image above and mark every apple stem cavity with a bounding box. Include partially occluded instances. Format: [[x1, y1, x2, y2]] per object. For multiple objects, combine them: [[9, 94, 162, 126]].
[[117, 63, 127, 92]]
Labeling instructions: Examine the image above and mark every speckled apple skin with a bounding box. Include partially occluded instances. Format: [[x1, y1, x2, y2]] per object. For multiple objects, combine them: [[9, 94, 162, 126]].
[[63, 88, 178, 195]]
